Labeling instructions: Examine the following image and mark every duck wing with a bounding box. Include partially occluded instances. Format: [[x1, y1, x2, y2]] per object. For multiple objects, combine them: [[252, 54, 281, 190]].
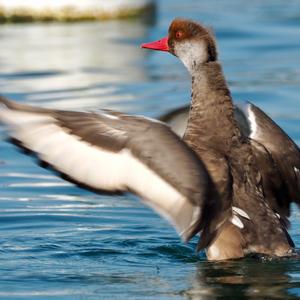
[[158, 105, 189, 137], [0, 96, 220, 243], [236, 102, 300, 219], [158, 104, 251, 138], [160, 102, 300, 220]]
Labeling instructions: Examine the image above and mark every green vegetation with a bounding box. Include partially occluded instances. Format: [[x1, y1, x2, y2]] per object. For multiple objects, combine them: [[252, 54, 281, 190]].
[[0, 3, 155, 23]]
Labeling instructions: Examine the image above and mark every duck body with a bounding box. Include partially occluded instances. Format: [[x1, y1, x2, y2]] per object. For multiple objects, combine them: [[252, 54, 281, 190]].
[[185, 62, 293, 259], [144, 18, 299, 260], [0, 18, 299, 261]]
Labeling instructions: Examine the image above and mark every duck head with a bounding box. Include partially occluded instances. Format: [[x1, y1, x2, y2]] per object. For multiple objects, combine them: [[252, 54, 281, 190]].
[[141, 18, 218, 74]]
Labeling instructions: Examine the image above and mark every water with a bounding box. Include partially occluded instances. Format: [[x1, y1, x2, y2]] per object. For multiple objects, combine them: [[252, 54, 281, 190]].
[[0, 0, 300, 299]]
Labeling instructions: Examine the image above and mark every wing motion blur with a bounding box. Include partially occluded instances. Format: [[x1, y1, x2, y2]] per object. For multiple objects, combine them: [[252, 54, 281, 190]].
[[0, 96, 219, 244]]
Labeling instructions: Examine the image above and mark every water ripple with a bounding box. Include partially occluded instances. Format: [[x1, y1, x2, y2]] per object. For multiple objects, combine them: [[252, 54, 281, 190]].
[[0, 1, 300, 299]]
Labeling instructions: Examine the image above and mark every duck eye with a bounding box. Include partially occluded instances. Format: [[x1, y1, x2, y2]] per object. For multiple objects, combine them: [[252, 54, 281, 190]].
[[175, 31, 183, 39]]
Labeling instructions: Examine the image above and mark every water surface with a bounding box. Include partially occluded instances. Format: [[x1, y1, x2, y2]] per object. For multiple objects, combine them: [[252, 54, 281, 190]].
[[0, 0, 300, 299]]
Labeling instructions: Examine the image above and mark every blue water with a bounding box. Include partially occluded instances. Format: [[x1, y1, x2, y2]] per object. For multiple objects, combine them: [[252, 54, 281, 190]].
[[0, 0, 300, 299]]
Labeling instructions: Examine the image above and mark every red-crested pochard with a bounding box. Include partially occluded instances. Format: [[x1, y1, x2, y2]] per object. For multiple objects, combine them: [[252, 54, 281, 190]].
[[0, 18, 299, 260]]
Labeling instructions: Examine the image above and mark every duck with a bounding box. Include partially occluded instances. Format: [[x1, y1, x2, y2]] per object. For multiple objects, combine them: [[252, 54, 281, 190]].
[[0, 18, 299, 261]]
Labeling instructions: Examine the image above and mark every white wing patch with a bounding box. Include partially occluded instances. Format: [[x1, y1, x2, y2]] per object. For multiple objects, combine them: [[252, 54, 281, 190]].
[[232, 206, 250, 220], [231, 206, 250, 229], [0, 107, 201, 241], [230, 215, 244, 229], [247, 105, 258, 139], [100, 113, 119, 120]]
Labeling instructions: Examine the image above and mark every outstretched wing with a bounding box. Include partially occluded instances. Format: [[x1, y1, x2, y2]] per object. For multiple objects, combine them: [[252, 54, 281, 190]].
[[0, 96, 219, 243], [237, 102, 300, 218]]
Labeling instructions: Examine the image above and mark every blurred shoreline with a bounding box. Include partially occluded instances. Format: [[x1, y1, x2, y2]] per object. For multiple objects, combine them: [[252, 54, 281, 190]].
[[0, 0, 156, 22]]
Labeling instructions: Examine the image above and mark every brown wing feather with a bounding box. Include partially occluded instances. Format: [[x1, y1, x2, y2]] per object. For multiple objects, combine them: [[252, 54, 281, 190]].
[[246, 103, 300, 217]]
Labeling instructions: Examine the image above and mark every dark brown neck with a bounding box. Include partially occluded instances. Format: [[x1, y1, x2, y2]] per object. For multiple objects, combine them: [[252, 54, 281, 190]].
[[183, 61, 242, 153]]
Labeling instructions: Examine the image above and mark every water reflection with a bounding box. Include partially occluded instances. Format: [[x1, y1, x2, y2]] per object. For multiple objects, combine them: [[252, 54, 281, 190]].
[[185, 258, 300, 299], [0, 19, 156, 110], [0, 0, 300, 299]]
